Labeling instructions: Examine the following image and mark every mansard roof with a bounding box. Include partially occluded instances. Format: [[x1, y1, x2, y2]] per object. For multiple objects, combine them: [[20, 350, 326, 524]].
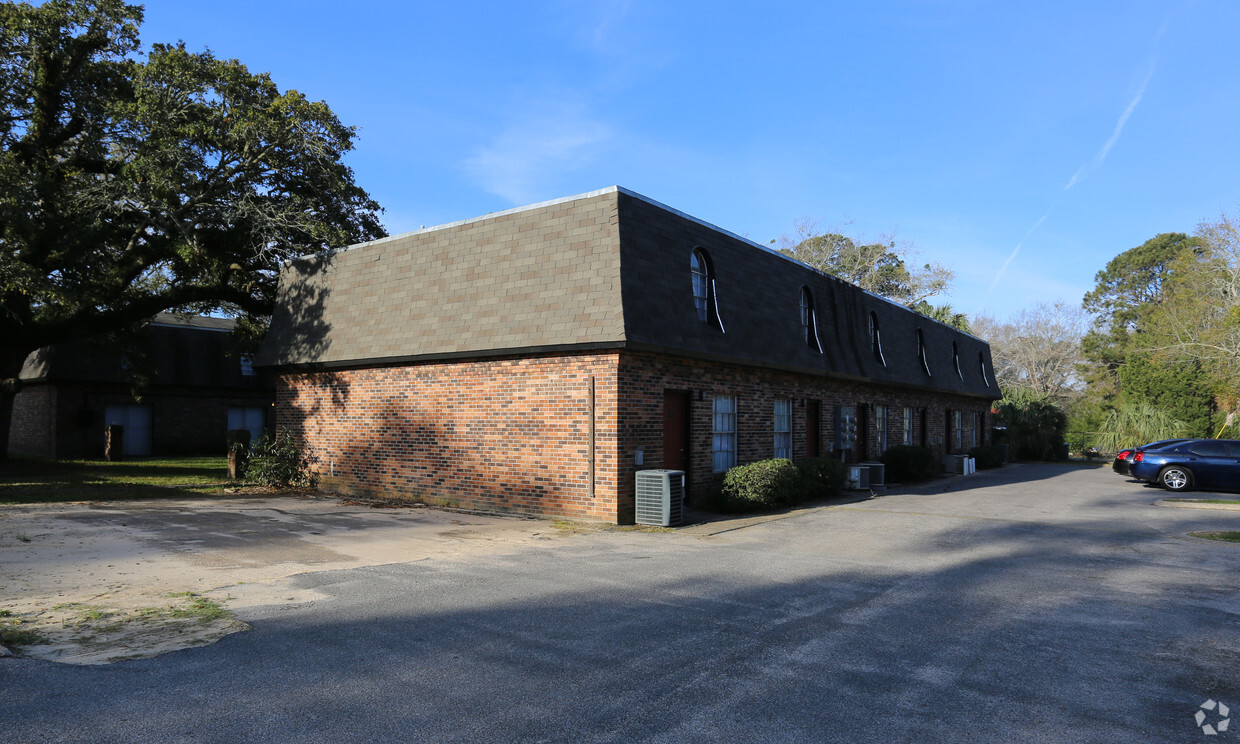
[[258, 186, 997, 399]]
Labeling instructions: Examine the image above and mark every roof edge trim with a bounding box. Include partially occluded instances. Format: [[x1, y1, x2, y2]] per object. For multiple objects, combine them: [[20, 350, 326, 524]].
[[260, 341, 627, 372]]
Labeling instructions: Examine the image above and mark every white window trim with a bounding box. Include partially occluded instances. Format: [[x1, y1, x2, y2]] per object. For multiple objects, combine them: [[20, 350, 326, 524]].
[[773, 398, 792, 459], [712, 394, 737, 472]]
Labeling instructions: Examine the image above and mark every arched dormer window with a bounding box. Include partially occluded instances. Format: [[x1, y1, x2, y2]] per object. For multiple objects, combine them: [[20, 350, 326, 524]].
[[916, 329, 931, 376], [800, 286, 822, 353], [868, 311, 886, 366], [690, 248, 724, 330], [979, 351, 991, 387], [953, 341, 964, 381]]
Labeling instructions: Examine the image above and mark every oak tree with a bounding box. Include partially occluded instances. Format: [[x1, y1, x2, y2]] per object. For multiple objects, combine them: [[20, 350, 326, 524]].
[[1, 1, 385, 457], [776, 220, 953, 306]]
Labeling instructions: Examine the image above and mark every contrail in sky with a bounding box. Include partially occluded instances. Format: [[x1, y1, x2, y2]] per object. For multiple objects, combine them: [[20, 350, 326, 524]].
[[1063, 61, 1156, 191], [982, 208, 1054, 307], [983, 20, 1168, 311]]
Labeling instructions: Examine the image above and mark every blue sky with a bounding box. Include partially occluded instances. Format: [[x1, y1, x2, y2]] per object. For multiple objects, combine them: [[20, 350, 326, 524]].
[[137, 0, 1240, 320]]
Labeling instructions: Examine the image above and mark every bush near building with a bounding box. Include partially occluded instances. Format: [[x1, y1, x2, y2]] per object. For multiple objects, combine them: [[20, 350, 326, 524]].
[[880, 445, 938, 483], [717, 459, 803, 512]]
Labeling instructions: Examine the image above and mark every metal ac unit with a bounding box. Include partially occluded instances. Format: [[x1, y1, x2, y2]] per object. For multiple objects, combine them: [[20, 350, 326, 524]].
[[859, 462, 886, 489], [942, 453, 972, 476], [635, 470, 684, 526], [846, 465, 870, 490]]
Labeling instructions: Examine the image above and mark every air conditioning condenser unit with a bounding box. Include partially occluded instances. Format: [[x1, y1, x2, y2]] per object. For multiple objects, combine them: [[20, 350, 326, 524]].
[[635, 469, 685, 527]]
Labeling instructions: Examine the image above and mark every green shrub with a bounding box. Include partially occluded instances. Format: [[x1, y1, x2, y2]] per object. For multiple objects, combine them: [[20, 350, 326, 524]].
[[799, 457, 849, 500], [994, 389, 1068, 461], [718, 459, 802, 512], [880, 445, 938, 483], [968, 445, 1006, 470], [244, 429, 314, 488]]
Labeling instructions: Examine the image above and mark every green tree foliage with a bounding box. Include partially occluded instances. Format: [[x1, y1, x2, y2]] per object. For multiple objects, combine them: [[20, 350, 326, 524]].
[[778, 228, 953, 306], [0, 1, 385, 457], [993, 389, 1067, 461], [1141, 209, 1240, 406], [908, 301, 972, 333], [1092, 401, 1189, 454], [1117, 355, 1213, 438], [1080, 232, 1202, 393]]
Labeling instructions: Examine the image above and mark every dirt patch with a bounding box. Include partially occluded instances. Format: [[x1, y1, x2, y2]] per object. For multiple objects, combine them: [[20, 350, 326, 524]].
[[0, 494, 558, 665]]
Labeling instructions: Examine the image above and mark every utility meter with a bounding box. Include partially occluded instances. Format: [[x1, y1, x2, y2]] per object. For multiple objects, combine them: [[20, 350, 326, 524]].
[[835, 405, 858, 451]]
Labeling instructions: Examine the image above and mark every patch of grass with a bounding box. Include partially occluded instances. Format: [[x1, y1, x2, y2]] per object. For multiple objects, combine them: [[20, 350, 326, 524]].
[[165, 592, 229, 622], [1, 611, 45, 648], [53, 603, 115, 627], [79, 608, 110, 623], [0, 455, 233, 504], [1167, 498, 1240, 505], [1, 626, 43, 647], [1189, 531, 1240, 543]]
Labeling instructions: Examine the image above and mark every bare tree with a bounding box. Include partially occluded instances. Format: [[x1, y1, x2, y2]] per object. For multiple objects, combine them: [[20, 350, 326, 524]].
[[971, 301, 1089, 400], [1142, 207, 1240, 396], [775, 219, 953, 306]]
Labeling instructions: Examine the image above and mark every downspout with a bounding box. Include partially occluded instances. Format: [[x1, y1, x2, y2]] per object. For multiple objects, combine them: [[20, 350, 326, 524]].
[[588, 375, 596, 502]]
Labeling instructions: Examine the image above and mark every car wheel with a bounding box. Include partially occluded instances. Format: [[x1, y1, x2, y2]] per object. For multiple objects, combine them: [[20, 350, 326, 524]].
[[1158, 466, 1192, 492]]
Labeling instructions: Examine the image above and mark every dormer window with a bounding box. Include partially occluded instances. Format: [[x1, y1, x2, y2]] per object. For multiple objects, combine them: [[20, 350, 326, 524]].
[[952, 342, 963, 381], [691, 248, 724, 330], [868, 311, 886, 366], [800, 287, 822, 353], [916, 329, 931, 376], [979, 352, 991, 386]]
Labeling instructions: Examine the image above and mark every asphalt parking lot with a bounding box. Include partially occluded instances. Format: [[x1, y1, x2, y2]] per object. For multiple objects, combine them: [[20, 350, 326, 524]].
[[2, 463, 1239, 743]]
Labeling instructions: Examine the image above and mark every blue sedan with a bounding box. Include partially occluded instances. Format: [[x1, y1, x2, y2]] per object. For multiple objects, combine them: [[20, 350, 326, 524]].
[[1112, 439, 1190, 476], [1130, 438, 1240, 492]]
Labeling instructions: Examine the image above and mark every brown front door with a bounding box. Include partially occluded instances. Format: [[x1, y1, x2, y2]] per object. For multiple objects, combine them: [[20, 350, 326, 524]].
[[806, 400, 821, 458], [944, 408, 953, 454], [856, 404, 869, 461], [663, 390, 690, 471]]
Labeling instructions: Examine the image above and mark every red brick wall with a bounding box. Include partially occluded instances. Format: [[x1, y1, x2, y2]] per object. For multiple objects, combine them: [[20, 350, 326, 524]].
[[8, 383, 56, 457], [275, 348, 993, 523], [615, 351, 992, 505], [7, 382, 273, 458], [278, 352, 622, 521]]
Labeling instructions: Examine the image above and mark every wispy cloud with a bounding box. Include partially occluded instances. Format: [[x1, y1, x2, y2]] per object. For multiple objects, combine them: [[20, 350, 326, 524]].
[[578, 0, 634, 54], [464, 103, 613, 204]]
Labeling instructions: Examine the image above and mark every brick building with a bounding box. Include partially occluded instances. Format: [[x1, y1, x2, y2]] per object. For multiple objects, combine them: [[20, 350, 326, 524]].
[[8, 314, 274, 458], [258, 187, 998, 522]]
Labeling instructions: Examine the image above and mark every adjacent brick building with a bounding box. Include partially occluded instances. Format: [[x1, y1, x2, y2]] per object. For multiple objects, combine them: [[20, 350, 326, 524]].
[[258, 187, 998, 522], [8, 314, 274, 458]]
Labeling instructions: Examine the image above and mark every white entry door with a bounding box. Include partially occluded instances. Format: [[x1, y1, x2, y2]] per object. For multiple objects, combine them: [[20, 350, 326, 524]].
[[227, 407, 266, 448], [104, 405, 153, 456]]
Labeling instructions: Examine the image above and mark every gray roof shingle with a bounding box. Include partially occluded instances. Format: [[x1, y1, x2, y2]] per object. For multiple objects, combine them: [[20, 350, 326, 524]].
[[258, 186, 996, 399]]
